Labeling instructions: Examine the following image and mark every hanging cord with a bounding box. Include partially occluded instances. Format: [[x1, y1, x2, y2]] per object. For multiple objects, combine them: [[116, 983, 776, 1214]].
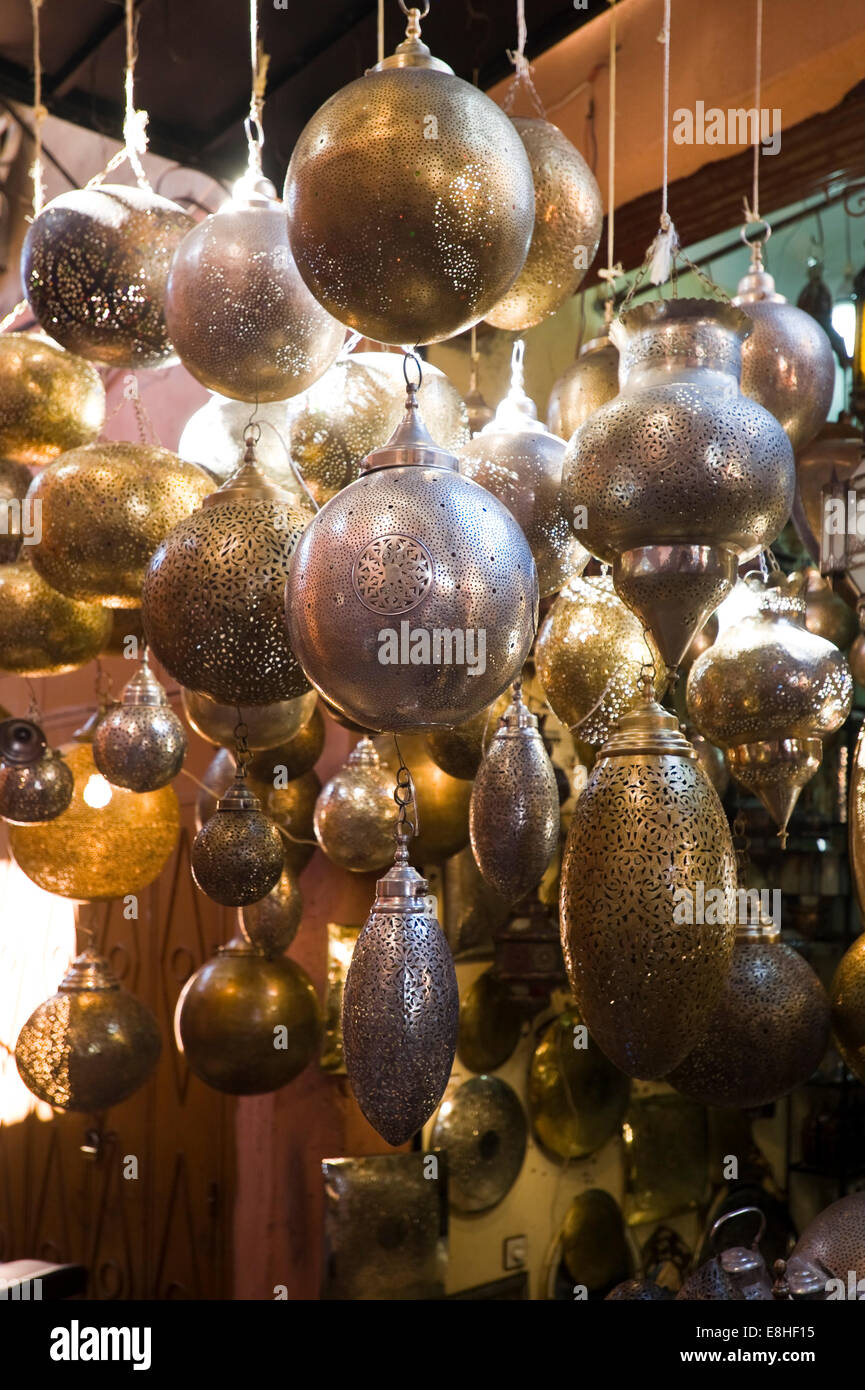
[[503, 0, 546, 118], [0, 0, 47, 332], [377, 0, 385, 66], [743, 0, 764, 226], [596, 1, 624, 302], [29, 0, 47, 216], [619, 0, 733, 311], [86, 0, 151, 191], [242, 0, 270, 187], [741, 0, 772, 268]]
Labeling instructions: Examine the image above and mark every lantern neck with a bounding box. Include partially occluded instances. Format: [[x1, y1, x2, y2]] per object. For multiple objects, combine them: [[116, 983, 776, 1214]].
[[733, 259, 786, 305], [735, 918, 781, 945], [374, 839, 429, 907], [360, 382, 459, 473], [611, 299, 751, 391], [371, 7, 453, 73], [204, 438, 295, 506], [600, 700, 697, 759], [217, 772, 263, 813], [59, 947, 119, 993], [122, 652, 167, 707], [348, 735, 381, 769]]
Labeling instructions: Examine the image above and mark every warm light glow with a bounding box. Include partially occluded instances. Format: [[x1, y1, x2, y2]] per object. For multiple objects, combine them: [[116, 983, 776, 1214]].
[[714, 578, 762, 634], [832, 301, 857, 361], [0, 859, 76, 1124], [82, 772, 112, 809]]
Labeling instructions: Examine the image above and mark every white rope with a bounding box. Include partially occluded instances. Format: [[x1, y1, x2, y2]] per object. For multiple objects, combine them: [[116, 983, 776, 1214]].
[[648, 0, 678, 285]]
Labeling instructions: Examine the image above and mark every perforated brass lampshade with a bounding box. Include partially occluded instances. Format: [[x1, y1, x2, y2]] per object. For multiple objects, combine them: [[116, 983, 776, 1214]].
[[175, 936, 320, 1095], [164, 185, 344, 402], [22, 184, 193, 369], [29, 443, 212, 608], [0, 558, 112, 677], [0, 333, 105, 466], [485, 117, 602, 332], [8, 739, 180, 900], [285, 351, 468, 506], [16, 948, 161, 1112], [143, 442, 313, 705], [283, 10, 534, 345], [559, 699, 737, 1079]]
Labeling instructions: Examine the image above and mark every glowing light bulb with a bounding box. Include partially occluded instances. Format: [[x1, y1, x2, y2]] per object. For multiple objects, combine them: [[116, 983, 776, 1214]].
[[82, 773, 112, 809]]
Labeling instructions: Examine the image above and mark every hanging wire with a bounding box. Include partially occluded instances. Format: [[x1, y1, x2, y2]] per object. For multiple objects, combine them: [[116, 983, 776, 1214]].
[[377, 0, 385, 66]]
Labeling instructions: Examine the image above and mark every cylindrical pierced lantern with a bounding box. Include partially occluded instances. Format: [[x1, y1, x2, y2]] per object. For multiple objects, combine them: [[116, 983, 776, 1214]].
[[559, 699, 737, 1078], [342, 837, 458, 1145], [470, 684, 559, 903]]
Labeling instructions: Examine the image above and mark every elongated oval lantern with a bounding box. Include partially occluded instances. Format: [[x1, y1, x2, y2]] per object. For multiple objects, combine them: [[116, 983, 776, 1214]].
[[342, 828, 458, 1145], [559, 697, 737, 1078], [470, 682, 559, 903]]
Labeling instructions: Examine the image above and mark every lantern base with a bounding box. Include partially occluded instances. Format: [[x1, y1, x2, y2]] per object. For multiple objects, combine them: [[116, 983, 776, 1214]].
[[725, 737, 823, 847], [613, 544, 738, 671]]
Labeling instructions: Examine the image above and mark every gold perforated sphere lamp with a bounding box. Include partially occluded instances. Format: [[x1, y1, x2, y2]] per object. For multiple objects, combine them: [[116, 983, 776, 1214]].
[[534, 572, 664, 752], [28, 443, 212, 608], [0, 334, 105, 466], [485, 117, 602, 331], [8, 721, 180, 901], [283, 5, 534, 344], [285, 350, 469, 506], [16, 947, 161, 1112], [285, 365, 538, 732], [0, 557, 112, 677], [314, 737, 398, 872], [192, 767, 284, 907], [181, 686, 318, 753], [143, 431, 314, 705], [22, 184, 193, 368], [669, 918, 830, 1107], [93, 651, 187, 791], [546, 327, 619, 439]]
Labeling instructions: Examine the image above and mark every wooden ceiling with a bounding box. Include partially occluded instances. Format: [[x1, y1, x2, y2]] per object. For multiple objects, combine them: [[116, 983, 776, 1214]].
[[0, 0, 602, 184]]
